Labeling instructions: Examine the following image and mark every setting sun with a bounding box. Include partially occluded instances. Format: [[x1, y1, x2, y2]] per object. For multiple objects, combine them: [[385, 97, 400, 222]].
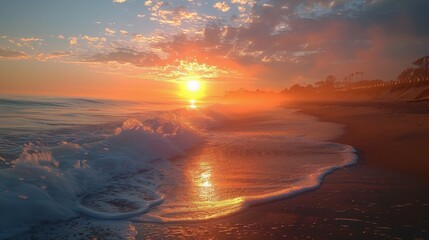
[[179, 75, 206, 104], [186, 80, 201, 92]]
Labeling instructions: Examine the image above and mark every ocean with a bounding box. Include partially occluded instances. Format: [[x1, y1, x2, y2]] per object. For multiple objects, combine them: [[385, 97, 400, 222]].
[[0, 96, 357, 239]]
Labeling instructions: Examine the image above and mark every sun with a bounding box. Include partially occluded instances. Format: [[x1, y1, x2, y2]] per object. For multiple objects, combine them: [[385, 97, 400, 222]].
[[186, 80, 201, 92], [178, 75, 205, 105]]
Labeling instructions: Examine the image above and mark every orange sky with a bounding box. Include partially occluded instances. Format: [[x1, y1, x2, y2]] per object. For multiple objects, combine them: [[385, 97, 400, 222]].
[[1, 0, 429, 100]]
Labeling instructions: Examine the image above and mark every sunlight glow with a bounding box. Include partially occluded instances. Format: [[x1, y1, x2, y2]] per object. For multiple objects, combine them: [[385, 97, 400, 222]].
[[178, 74, 206, 108], [189, 99, 197, 109], [186, 80, 201, 92]]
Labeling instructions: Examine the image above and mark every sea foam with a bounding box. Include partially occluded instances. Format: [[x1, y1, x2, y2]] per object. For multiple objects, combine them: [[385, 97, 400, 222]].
[[0, 108, 221, 239]]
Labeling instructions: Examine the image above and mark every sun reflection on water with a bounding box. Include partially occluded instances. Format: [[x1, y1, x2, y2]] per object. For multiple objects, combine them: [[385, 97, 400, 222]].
[[188, 99, 197, 109], [194, 161, 216, 201], [185, 154, 246, 219]]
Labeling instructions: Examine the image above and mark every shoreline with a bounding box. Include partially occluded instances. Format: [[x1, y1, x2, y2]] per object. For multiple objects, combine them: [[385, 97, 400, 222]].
[[135, 100, 429, 239], [297, 100, 429, 181]]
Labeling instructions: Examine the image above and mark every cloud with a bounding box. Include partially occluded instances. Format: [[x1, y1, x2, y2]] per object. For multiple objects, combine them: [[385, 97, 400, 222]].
[[132, 33, 166, 43], [69, 37, 78, 45], [150, 6, 199, 26], [142, 0, 429, 84], [105, 28, 116, 36], [0, 48, 28, 59], [83, 36, 103, 42], [20, 37, 43, 42], [231, 0, 253, 5], [113, 0, 127, 3], [213, 2, 230, 12], [36, 51, 71, 61], [4, 0, 428, 87], [155, 60, 232, 82], [85, 48, 161, 67]]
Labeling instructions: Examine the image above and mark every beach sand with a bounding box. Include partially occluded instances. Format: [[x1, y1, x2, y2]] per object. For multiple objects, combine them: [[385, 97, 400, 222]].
[[135, 101, 429, 239]]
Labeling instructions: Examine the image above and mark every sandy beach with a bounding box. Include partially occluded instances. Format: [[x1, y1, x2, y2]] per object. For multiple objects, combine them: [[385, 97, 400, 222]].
[[135, 100, 429, 239]]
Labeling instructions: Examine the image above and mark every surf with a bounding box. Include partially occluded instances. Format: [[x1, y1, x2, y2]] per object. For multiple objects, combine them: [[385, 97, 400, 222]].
[[0, 97, 357, 239]]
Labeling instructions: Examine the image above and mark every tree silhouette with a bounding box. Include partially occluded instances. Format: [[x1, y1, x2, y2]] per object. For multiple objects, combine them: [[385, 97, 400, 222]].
[[413, 56, 429, 70], [397, 55, 429, 83], [412, 56, 429, 81], [398, 68, 414, 82], [315, 75, 337, 91]]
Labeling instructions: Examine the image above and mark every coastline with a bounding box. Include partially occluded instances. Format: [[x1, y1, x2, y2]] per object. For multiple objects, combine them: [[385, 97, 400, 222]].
[[135, 100, 429, 239], [297, 100, 429, 180]]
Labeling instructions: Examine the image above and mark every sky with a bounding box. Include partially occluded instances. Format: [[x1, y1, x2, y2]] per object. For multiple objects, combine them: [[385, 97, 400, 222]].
[[0, 0, 428, 100]]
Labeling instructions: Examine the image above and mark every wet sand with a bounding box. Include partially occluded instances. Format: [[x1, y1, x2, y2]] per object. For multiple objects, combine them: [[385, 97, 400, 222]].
[[135, 101, 429, 239], [298, 101, 429, 178]]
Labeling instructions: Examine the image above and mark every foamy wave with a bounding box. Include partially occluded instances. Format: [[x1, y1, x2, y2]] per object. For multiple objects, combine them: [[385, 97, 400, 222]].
[[0, 108, 223, 239]]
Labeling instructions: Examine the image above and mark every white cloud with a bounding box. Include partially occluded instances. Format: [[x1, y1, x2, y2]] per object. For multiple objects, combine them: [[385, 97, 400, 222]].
[[132, 33, 165, 44], [150, 6, 199, 26], [231, 0, 252, 5], [214, 2, 230, 12], [113, 0, 127, 3], [20, 37, 43, 42], [82, 35, 106, 42], [69, 37, 78, 45], [105, 27, 116, 36]]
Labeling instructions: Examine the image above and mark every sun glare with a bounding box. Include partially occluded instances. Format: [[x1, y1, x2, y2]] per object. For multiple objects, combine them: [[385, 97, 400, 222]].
[[179, 75, 205, 109], [187, 80, 201, 92], [189, 99, 197, 109]]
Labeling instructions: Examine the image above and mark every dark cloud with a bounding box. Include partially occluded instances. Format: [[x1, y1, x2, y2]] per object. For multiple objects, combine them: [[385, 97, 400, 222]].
[[198, 0, 429, 82], [85, 48, 161, 67], [0, 48, 27, 59]]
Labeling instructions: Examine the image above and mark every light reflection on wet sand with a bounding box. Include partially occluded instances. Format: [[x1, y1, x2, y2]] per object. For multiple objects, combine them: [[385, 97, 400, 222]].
[[146, 108, 354, 221], [193, 161, 216, 201]]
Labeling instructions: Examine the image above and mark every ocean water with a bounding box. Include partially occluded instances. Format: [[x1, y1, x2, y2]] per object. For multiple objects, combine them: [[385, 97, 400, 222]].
[[0, 96, 357, 239]]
